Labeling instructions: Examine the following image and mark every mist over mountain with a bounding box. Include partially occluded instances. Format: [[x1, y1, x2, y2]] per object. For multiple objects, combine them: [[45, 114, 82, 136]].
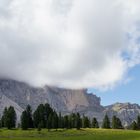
[[0, 0, 140, 90], [0, 79, 140, 127]]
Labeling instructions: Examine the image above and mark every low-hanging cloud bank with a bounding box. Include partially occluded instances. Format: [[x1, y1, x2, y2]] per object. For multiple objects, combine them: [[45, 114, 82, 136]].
[[0, 0, 140, 89]]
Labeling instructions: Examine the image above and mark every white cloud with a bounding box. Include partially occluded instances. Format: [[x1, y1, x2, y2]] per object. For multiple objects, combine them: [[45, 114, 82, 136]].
[[0, 0, 140, 89]]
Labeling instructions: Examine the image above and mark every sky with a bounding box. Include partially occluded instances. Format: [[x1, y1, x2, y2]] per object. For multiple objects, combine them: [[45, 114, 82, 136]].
[[89, 64, 140, 106], [0, 0, 140, 104]]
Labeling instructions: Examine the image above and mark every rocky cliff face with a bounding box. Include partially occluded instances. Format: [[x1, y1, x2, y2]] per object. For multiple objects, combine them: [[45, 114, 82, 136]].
[[0, 79, 139, 127], [0, 79, 104, 122], [104, 103, 140, 127]]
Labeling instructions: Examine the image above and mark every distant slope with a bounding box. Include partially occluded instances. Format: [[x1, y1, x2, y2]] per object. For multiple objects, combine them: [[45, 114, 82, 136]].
[[104, 103, 140, 127]]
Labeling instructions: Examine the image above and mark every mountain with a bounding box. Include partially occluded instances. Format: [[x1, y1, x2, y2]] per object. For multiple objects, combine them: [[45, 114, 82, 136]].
[[104, 103, 140, 127], [0, 79, 139, 127]]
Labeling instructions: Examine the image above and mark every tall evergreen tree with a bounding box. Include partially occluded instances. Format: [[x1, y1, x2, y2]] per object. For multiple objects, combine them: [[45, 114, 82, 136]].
[[1, 107, 8, 127], [68, 114, 72, 129], [26, 105, 34, 128], [75, 113, 82, 130], [137, 116, 140, 130], [21, 110, 28, 130], [52, 111, 58, 130], [58, 112, 63, 128], [33, 104, 45, 128], [112, 116, 123, 129], [4, 106, 16, 129], [47, 114, 52, 131], [92, 117, 99, 128], [70, 113, 76, 128], [131, 121, 137, 130], [82, 115, 90, 128], [63, 115, 69, 129], [102, 114, 110, 129], [44, 103, 53, 126]]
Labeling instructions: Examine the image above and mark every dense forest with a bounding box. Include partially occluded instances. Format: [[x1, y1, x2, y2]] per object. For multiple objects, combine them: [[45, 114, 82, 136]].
[[0, 103, 140, 131]]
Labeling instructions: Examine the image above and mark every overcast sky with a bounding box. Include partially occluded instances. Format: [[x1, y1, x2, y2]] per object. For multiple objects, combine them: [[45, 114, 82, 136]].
[[0, 0, 140, 90]]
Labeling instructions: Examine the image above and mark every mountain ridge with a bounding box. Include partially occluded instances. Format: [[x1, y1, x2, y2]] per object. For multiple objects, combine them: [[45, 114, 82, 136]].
[[0, 79, 139, 127]]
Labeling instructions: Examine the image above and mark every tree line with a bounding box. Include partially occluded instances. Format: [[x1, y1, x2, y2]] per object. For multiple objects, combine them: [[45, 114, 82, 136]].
[[0, 104, 140, 131]]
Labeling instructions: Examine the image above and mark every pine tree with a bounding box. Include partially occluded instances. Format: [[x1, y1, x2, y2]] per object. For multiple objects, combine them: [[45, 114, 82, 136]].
[[102, 114, 110, 129], [4, 106, 16, 129], [70, 113, 76, 128], [26, 105, 34, 128], [82, 116, 90, 128], [63, 115, 69, 129], [75, 113, 82, 130], [21, 111, 28, 130], [92, 117, 99, 128], [131, 121, 137, 130], [137, 116, 140, 130], [52, 111, 58, 130], [33, 104, 45, 128], [68, 114, 72, 129], [1, 107, 8, 127], [58, 112, 63, 128], [112, 116, 123, 129], [44, 103, 53, 126], [47, 114, 52, 131], [116, 117, 123, 129]]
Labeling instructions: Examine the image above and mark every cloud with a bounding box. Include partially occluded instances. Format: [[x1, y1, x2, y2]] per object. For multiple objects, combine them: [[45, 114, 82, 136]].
[[0, 0, 140, 89]]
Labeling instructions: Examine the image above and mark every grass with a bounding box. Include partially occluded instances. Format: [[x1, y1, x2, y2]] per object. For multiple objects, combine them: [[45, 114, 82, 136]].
[[0, 128, 140, 140]]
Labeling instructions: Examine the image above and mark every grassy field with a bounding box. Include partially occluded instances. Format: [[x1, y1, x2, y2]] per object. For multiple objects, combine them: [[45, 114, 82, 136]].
[[0, 129, 140, 140]]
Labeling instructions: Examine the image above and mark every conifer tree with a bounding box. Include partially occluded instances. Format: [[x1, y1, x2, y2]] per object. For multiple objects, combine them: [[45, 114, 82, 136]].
[[33, 104, 45, 128], [1, 107, 8, 127], [92, 117, 99, 128], [4, 106, 16, 129], [58, 112, 63, 128], [52, 111, 58, 130], [26, 105, 34, 128], [112, 116, 123, 129], [137, 116, 140, 130], [82, 116, 90, 128], [102, 114, 110, 129], [47, 114, 52, 131], [21, 110, 28, 130], [75, 113, 82, 130], [131, 121, 137, 130], [63, 115, 69, 129]]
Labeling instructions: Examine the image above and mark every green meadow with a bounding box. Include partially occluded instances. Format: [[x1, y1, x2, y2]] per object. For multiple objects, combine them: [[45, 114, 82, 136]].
[[0, 129, 140, 140]]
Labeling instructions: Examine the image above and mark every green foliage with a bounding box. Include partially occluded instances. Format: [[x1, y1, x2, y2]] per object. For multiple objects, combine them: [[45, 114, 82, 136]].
[[1, 107, 8, 127], [75, 113, 82, 130], [63, 115, 69, 129], [2, 106, 16, 129], [33, 104, 45, 128], [131, 121, 138, 130], [52, 111, 58, 130], [112, 116, 123, 129], [92, 117, 99, 128], [26, 105, 34, 128], [33, 103, 54, 129], [1, 103, 140, 132], [21, 105, 34, 130], [137, 116, 140, 130], [47, 114, 52, 131], [102, 114, 110, 129], [21, 111, 28, 130], [58, 112, 63, 128]]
